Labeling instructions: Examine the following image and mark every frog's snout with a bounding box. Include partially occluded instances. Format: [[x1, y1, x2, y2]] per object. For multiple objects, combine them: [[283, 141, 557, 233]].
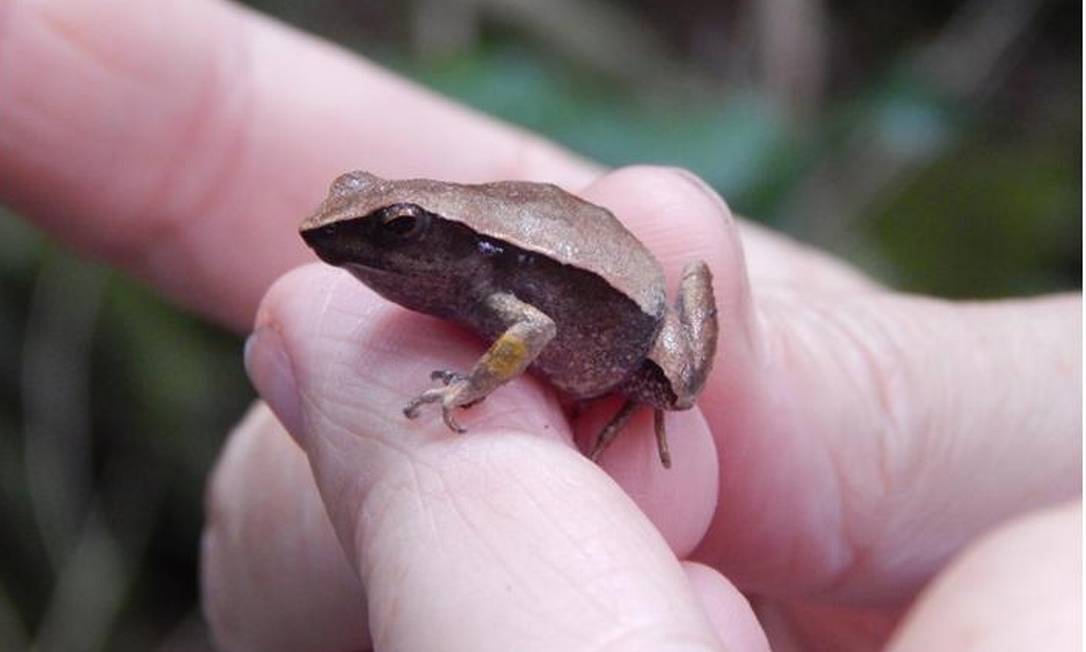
[[300, 222, 349, 265]]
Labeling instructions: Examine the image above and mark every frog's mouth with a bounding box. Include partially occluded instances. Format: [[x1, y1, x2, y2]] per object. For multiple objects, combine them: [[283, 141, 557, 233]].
[[299, 222, 348, 264], [301, 221, 429, 279], [343, 261, 396, 277], [299, 220, 382, 270]]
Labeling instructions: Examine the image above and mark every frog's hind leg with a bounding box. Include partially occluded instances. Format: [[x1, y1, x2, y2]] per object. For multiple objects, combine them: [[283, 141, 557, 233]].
[[588, 402, 672, 468], [677, 260, 718, 399], [653, 409, 671, 468], [588, 399, 641, 463], [620, 260, 718, 411]]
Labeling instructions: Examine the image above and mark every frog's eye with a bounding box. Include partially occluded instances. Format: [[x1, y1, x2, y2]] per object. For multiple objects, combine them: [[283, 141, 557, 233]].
[[376, 203, 429, 240]]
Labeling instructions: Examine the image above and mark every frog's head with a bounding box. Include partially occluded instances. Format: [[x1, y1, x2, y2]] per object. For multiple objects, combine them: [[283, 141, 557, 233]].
[[301, 172, 493, 317], [303, 198, 421, 262], [301, 197, 479, 281], [301, 196, 488, 316]]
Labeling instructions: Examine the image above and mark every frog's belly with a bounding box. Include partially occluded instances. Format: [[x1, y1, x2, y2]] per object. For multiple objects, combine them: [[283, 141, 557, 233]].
[[489, 257, 666, 399], [531, 299, 660, 399]]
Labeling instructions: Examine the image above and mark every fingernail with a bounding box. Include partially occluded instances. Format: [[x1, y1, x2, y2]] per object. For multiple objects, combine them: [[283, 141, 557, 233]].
[[244, 325, 305, 445]]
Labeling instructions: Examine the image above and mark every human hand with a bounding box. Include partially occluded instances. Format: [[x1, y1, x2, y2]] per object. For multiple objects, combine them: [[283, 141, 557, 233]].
[[2, 1, 1079, 651], [234, 165, 1080, 650]]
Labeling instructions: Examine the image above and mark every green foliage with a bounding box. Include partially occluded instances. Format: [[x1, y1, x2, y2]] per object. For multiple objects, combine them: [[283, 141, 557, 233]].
[[873, 130, 1081, 297], [411, 47, 790, 203]]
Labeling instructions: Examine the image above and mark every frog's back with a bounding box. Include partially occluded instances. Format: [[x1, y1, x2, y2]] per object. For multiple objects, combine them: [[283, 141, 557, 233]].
[[458, 181, 665, 311], [329, 175, 668, 317]]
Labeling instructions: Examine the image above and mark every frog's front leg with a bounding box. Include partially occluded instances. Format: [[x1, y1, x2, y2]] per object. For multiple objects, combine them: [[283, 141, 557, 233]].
[[403, 292, 556, 432]]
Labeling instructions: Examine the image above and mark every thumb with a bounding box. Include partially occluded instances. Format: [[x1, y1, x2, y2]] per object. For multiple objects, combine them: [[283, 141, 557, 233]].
[[244, 263, 759, 650]]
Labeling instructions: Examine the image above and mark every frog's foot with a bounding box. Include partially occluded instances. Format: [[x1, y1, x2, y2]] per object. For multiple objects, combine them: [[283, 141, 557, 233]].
[[653, 409, 671, 468], [404, 368, 495, 431], [588, 401, 672, 468], [427, 370, 487, 408], [430, 369, 465, 385], [404, 293, 556, 434], [403, 379, 473, 433]]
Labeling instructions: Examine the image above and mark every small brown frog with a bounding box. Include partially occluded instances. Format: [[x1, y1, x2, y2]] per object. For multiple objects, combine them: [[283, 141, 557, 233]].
[[300, 172, 717, 467]]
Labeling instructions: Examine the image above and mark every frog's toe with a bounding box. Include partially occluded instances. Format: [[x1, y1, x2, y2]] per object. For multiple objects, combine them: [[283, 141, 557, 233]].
[[459, 395, 486, 409], [403, 379, 477, 433], [430, 369, 468, 386], [403, 388, 443, 419], [440, 405, 467, 433]]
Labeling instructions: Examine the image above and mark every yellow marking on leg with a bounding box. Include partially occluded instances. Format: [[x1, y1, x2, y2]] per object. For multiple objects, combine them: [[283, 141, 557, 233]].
[[486, 333, 530, 380]]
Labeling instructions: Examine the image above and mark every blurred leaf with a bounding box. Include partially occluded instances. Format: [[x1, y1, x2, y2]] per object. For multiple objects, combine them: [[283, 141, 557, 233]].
[[410, 46, 790, 204], [871, 130, 1081, 296], [0, 209, 45, 276]]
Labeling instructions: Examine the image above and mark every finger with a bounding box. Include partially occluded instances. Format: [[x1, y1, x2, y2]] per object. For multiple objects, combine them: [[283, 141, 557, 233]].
[[0, 0, 598, 329], [576, 401, 720, 557], [246, 258, 720, 558], [753, 598, 900, 651], [200, 417, 745, 652], [2, 0, 876, 335], [246, 263, 725, 650], [886, 501, 1080, 651], [683, 562, 770, 652], [201, 403, 367, 652], [736, 219, 879, 292], [637, 169, 878, 292], [699, 289, 1080, 603], [576, 167, 1081, 606]]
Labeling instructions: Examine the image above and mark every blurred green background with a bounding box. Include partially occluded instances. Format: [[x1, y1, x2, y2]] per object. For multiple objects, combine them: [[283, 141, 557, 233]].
[[0, 0, 1080, 649]]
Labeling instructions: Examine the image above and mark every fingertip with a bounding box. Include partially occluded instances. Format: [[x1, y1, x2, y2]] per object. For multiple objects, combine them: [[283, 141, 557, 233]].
[[683, 562, 770, 652], [580, 166, 742, 273], [355, 435, 722, 651], [244, 325, 303, 441], [251, 262, 572, 515]]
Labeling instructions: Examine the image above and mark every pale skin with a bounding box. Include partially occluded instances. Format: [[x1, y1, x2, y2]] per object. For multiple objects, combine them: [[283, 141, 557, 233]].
[[0, 2, 1080, 651]]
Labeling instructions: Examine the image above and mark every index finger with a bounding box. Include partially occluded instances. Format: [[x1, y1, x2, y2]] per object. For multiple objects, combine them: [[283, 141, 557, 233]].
[[0, 0, 600, 328]]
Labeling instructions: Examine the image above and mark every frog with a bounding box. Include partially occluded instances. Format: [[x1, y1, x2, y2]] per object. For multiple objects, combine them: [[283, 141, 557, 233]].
[[299, 171, 718, 467]]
